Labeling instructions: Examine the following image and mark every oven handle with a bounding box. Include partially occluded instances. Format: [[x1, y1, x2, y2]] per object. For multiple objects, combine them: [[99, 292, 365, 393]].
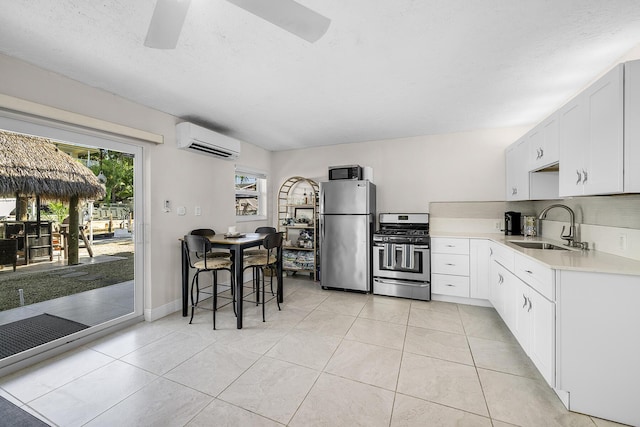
[[374, 243, 430, 250], [373, 277, 430, 287]]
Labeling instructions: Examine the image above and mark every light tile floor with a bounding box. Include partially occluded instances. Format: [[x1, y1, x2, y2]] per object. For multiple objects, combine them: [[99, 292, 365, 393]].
[[0, 277, 629, 426]]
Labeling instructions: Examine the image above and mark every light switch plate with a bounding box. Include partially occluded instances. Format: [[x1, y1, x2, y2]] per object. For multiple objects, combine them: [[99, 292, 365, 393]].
[[194, 206, 201, 216], [177, 206, 186, 216]]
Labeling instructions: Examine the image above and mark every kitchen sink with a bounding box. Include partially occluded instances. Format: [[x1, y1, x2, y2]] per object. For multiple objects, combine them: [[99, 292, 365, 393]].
[[508, 240, 570, 251]]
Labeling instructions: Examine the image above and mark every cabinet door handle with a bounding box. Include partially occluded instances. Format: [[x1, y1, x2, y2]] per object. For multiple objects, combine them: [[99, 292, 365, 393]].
[[582, 169, 588, 183], [539, 147, 544, 159], [527, 298, 533, 312], [489, 248, 493, 256], [498, 273, 504, 284], [522, 294, 528, 308], [576, 169, 582, 185]]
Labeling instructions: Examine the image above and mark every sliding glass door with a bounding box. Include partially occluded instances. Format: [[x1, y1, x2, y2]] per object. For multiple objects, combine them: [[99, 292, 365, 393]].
[[0, 113, 144, 370]]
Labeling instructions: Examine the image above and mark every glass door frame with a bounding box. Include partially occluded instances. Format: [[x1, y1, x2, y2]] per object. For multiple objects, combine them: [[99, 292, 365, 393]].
[[0, 110, 145, 372]]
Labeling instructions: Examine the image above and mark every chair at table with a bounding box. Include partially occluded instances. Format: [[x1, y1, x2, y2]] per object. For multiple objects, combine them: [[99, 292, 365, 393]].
[[184, 234, 235, 329], [190, 228, 235, 310], [190, 229, 232, 259], [243, 232, 283, 322], [242, 227, 277, 257], [243, 227, 277, 293]]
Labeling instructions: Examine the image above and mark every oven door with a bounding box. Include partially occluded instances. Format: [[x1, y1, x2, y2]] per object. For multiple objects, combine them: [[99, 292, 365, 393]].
[[373, 243, 430, 282]]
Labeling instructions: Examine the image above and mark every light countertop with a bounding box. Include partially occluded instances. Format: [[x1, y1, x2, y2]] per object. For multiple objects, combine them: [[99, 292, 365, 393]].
[[430, 231, 640, 276]]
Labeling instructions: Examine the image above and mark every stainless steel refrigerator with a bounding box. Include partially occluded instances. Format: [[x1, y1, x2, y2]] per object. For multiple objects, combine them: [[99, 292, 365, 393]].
[[319, 180, 376, 292]]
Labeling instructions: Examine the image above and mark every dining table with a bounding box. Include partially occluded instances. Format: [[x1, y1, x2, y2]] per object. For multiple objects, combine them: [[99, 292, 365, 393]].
[[180, 232, 284, 329]]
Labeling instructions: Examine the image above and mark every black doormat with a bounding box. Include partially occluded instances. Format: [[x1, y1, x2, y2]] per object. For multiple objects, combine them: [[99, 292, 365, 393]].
[[0, 314, 89, 359], [0, 396, 50, 426]]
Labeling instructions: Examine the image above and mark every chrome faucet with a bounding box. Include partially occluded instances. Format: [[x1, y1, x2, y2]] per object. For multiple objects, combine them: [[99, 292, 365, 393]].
[[538, 204, 585, 248]]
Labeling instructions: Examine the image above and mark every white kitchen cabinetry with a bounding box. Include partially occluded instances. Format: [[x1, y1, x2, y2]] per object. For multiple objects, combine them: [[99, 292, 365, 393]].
[[559, 64, 624, 196], [528, 112, 559, 171], [489, 259, 518, 328], [625, 60, 640, 192], [469, 239, 490, 299], [505, 138, 529, 201], [513, 274, 555, 386], [506, 136, 558, 201], [431, 238, 470, 297], [557, 270, 640, 426], [489, 246, 555, 388]]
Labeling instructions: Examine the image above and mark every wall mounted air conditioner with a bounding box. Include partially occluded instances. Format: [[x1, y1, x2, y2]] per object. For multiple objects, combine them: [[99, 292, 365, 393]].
[[176, 122, 241, 160]]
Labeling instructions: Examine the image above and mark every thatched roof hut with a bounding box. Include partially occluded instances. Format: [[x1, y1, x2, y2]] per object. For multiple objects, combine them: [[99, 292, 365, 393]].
[[0, 130, 106, 265], [0, 130, 105, 200]]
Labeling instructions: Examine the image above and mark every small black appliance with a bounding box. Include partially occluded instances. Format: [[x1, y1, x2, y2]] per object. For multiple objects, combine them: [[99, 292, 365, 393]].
[[505, 211, 522, 235]]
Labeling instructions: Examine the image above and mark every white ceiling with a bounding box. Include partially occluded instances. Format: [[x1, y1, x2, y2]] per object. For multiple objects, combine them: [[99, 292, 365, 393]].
[[2, 1, 640, 151]]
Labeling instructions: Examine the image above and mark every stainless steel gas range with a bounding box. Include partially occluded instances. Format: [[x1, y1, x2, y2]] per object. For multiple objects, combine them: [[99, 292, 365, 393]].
[[372, 213, 431, 301]]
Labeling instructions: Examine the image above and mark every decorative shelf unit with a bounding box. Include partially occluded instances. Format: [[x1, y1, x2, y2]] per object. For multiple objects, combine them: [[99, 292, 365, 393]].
[[277, 177, 319, 280]]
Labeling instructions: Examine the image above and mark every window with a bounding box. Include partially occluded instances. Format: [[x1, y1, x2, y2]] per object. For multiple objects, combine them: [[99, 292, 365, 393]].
[[235, 168, 267, 220]]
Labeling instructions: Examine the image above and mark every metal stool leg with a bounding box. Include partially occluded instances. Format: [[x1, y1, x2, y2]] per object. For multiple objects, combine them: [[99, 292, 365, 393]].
[[189, 273, 199, 324], [213, 271, 217, 330]]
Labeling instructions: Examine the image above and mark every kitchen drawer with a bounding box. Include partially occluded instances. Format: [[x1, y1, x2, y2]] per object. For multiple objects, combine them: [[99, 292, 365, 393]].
[[489, 241, 514, 271], [431, 238, 470, 255], [431, 253, 470, 276], [514, 252, 554, 300], [432, 273, 470, 297]]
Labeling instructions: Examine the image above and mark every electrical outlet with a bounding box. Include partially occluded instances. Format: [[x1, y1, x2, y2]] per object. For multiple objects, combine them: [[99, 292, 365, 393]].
[[495, 221, 502, 231], [619, 234, 627, 250]]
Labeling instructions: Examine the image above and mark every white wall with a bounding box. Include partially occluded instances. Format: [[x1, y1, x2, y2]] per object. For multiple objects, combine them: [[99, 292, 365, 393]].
[[272, 127, 528, 217], [0, 53, 271, 319]]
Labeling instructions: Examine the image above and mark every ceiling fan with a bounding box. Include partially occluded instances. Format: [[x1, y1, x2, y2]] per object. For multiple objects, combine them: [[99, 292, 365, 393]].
[[144, 0, 331, 49]]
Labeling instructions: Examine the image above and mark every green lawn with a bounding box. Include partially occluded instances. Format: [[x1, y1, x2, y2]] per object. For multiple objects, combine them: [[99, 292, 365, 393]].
[[0, 252, 134, 311]]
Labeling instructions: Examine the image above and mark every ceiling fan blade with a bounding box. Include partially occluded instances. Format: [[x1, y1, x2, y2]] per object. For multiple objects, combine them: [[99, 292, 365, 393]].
[[144, 0, 192, 49], [227, 0, 330, 43]]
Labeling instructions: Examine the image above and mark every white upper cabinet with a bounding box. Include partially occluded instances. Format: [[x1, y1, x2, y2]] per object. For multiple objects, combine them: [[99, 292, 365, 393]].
[[507, 135, 558, 201], [559, 64, 624, 196], [624, 60, 640, 192], [505, 138, 529, 200], [528, 112, 559, 171]]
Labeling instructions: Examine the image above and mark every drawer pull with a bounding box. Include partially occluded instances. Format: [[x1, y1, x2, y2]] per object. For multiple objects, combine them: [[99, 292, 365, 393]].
[[446, 245, 455, 248], [445, 284, 455, 287], [525, 269, 533, 274], [445, 263, 455, 266]]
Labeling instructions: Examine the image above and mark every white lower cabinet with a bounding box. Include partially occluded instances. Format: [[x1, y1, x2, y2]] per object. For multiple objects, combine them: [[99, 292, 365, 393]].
[[513, 278, 555, 386], [431, 238, 470, 298], [469, 239, 490, 299], [490, 246, 555, 388], [431, 273, 470, 298], [438, 236, 639, 424], [557, 270, 640, 426], [489, 259, 517, 326]]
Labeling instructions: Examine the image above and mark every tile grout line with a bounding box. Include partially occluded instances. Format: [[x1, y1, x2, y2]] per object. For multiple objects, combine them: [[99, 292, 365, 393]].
[[459, 307, 499, 425], [282, 288, 369, 425]]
